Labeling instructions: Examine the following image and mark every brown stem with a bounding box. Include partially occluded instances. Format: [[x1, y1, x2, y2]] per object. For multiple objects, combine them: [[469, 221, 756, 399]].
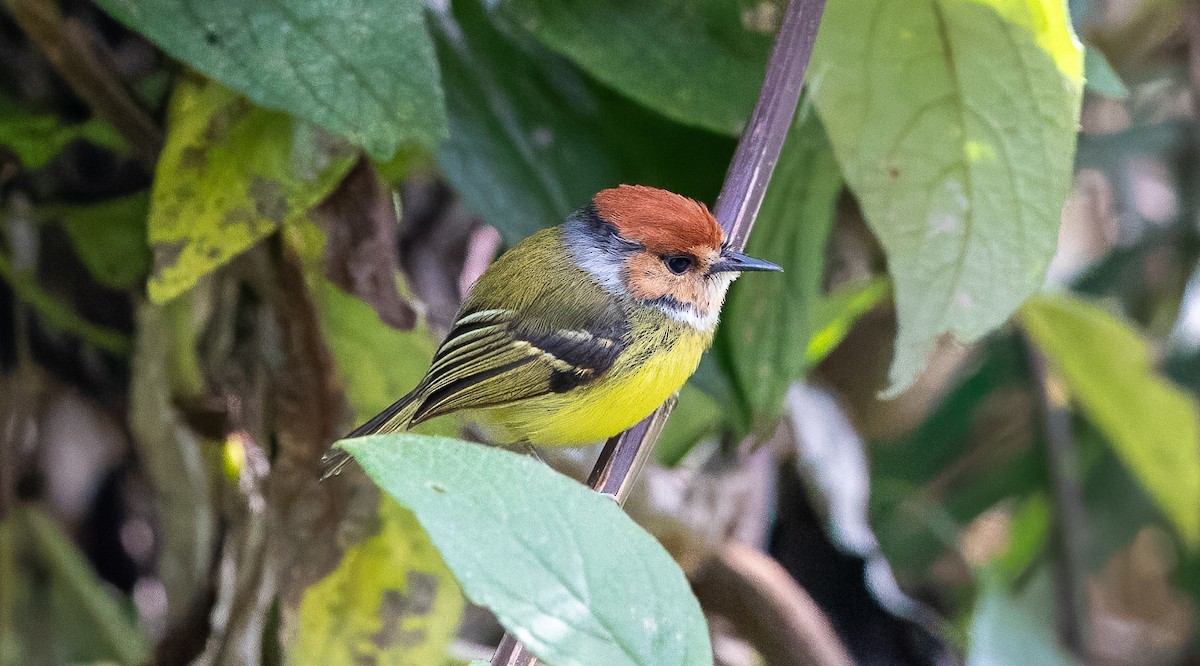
[[3, 0, 162, 167], [491, 0, 827, 662]]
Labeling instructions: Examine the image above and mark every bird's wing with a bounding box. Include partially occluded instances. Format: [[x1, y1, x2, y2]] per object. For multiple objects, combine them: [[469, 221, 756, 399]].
[[407, 303, 629, 426]]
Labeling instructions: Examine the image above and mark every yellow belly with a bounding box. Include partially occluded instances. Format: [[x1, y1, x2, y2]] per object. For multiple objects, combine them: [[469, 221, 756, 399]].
[[484, 323, 709, 445]]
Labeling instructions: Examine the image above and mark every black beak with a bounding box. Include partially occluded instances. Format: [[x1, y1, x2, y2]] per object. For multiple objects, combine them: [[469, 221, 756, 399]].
[[709, 251, 783, 274]]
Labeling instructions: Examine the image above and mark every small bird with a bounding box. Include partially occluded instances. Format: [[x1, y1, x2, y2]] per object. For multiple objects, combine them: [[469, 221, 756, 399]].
[[321, 184, 781, 478]]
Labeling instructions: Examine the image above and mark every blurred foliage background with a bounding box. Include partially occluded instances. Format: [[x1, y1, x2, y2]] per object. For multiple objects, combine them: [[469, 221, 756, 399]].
[[1, 0, 1199, 663]]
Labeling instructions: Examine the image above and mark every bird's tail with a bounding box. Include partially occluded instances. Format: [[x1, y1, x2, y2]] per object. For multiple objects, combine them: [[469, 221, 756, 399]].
[[319, 390, 423, 480]]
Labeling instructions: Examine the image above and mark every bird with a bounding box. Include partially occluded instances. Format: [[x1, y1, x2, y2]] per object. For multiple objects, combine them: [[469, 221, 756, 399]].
[[320, 184, 781, 478]]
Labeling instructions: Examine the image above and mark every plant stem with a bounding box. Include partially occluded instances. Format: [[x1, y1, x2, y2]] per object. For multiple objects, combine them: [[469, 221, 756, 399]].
[[1025, 338, 1089, 658], [490, 0, 827, 662]]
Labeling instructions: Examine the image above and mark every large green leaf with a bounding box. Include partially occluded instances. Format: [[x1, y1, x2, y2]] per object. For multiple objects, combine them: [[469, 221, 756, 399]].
[[342, 434, 713, 666], [1021, 294, 1200, 545], [95, 0, 445, 159], [502, 0, 773, 136], [433, 0, 731, 244], [811, 0, 1084, 393], [714, 106, 841, 435], [147, 76, 357, 302]]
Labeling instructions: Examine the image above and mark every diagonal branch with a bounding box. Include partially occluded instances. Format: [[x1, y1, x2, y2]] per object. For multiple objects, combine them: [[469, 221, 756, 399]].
[[492, 0, 828, 662]]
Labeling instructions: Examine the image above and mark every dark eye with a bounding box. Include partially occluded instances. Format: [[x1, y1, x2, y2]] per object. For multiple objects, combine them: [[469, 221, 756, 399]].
[[664, 255, 694, 275]]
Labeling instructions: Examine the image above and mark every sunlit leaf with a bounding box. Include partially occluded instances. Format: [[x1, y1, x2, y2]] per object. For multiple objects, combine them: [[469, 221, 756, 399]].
[[714, 106, 841, 434], [295, 499, 464, 665], [1021, 294, 1200, 545], [503, 0, 774, 135], [806, 276, 891, 367], [96, 0, 446, 159], [811, 0, 1084, 393], [147, 76, 357, 302], [342, 434, 713, 666]]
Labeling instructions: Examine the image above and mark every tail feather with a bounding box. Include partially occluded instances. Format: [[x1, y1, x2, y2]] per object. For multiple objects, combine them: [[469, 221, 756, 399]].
[[320, 390, 422, 479]]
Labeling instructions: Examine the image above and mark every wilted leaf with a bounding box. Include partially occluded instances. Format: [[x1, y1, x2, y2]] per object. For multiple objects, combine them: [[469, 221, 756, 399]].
[[504, 0, 774, 135], [147, 76, 356, 302], [295, 499, 464, 665], [433, 0, 731, 243], [1021, 294, 1200, 545], [715, 106, 841, 435], [342, 434, 713, 666], [811, 0, 1084, 393], [95, 0, 446, 159], [0, 100, 125, 168], [966, 569, 1077, 666], [52, 194, 151, 290], [313, 159, 416, 330]]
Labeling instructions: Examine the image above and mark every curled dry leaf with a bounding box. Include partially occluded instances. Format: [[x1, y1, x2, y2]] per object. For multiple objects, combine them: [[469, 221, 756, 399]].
[[314, 159, 417, 330]]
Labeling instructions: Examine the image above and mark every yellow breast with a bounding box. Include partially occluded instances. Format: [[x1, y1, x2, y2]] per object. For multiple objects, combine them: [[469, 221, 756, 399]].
[[485, 317, 711, 445]]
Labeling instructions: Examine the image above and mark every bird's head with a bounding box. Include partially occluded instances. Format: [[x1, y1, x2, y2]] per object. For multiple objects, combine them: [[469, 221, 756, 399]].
[[564, 184, 781, 331]]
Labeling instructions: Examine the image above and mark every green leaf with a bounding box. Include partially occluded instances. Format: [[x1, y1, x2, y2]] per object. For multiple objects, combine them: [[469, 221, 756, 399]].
[[870, 334, 1048, 578], [50, 194, 151, 290], [966, 569, 1078, 666], [714, 106, 841, 434], [147, 76, 357, 302], [1021, 294, 1200, 545], [433, 0, 731, 244], [0, 100, 126, 168], [503, 0, 773, 135], [342, 434, 713, 666], [15, 507, 151, 665], [0, 253, 131, 355], [654, 384, 721, 467], [806, 276, 891, 367], [811, 0, 1084, 393], [295, 499, 464, 664], [95, 0, 446, 159]]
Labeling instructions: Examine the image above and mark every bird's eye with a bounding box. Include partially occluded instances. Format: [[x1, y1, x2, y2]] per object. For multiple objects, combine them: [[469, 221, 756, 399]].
[[664, 255, 694, 275]]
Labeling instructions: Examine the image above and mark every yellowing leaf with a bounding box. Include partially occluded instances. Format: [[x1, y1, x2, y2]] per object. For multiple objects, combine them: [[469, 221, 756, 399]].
[[284, 220, 463, 663], [1021, 294, 1200, 545], [294, 500, 463, 665], [147, 76, 357, 302], [812, 0, 1084, 393]]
